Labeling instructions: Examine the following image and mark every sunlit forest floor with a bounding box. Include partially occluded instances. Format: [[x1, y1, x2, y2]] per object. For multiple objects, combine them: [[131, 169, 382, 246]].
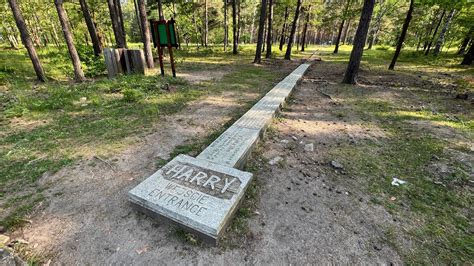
[[0, 44, 472, 264]]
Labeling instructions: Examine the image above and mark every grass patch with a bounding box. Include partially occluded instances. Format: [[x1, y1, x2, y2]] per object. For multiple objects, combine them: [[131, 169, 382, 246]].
[[0, 44, 296, 231], [326, 82, 473, 263]]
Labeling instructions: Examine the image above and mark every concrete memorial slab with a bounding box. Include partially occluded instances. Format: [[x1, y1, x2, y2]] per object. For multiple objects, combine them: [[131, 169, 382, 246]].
[[129, 63, 310, 244], [129, 154, 252, 244]]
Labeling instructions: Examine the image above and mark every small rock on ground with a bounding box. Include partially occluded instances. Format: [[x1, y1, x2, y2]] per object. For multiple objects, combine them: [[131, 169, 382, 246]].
[[0, 235, 10, 245], [304, 143, 314, 152], [330, 160, 344, 169], [269, 156, 283, 165]]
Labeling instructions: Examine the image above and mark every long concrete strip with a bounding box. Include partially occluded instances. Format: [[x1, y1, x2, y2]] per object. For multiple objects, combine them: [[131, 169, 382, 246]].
[[197, 63, 311, 168], [128, 63, 311, 245]]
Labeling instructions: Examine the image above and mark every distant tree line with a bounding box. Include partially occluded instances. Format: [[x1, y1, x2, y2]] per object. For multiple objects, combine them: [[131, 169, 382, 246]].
[[1, 0, 472, 84]]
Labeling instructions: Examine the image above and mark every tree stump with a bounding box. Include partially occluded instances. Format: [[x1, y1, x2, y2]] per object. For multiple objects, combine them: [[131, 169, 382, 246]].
[[104, 48, 146, 78]]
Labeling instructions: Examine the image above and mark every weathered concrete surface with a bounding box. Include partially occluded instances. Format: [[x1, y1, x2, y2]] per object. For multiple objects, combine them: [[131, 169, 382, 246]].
[[129, 63, 310, 244], [128, 154, 252, 245], [197, 63, 311, 168]]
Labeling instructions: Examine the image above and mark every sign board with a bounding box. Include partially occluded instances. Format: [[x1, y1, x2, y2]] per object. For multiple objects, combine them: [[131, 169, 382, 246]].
[[150, 20, 178, 48]]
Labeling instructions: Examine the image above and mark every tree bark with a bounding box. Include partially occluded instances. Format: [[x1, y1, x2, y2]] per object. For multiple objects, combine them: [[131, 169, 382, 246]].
[[171, 1, 181, 49], [265, 0, 274, 58], [232, 0, 238, 54], [79, 0, 102, 56], [334, 0, 351, 53], [279, 7, 289, 51], [433, 9, 455, 56], [461, 41, 473, 65], [55, 0, 85, 82], [157, 0, 164, 20], [388, 0, 414, 70], [137, 0, 154, 68], [422, 10, 439, 52], [333, 20, 345, 53], [284, 0, 302, 60], [133, 0, 143, 39], [115, 0, 127, 47], [367, 8, 384, 49], [47, 8, 61, 48], [224, 0, 228, 50], [192, 11, 200, 48], [204, 0, 208, 46], [458, 28, 472, 55], [342, 17, 351, 45], [8, 0, 46, 82], [254, 0, 268, 63], [342, 0, 375, 84], [2, 24, 19, 49], [424, 10, 445, 55], [107, 0, 126, 48], [301, 5, 311, 52], [237, 0, 242, 44]]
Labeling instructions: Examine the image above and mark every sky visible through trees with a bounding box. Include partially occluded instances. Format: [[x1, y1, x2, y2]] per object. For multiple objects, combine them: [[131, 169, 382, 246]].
[[1, 0, 473, 82]]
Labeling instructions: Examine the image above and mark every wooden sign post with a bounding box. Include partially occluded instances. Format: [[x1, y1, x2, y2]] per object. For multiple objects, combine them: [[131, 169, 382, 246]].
[[150, 19, 178, 77]]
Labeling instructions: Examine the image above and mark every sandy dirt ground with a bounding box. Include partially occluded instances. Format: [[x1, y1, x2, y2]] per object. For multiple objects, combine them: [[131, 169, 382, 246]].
[[9, 60, 463, 264]]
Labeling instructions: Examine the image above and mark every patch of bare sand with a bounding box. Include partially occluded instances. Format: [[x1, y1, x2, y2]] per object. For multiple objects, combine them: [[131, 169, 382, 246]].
[[251, 63, 402, 264], [10, 90, 251, 264], [178, 70, 227, 84], [11, 61, 404, 264]]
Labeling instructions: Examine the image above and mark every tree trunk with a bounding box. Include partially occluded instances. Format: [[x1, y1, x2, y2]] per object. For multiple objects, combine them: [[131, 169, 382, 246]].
[[262, 16, 267, 52], [334, 0, 351, 53], [333, 20, 345, 53], [33, 14, 46, 47], [115, 0, 127, 48], [133, 0, 143, 39], [107, 0, 126, 48], [2, 25, 19, 49], [8, 0, 46, 82], [157, 0, 164, 19], [279, 7, 289, 51], [265, 0, 274, 58], [250, 4, 257, 43], [79, 0, 102, 56], [388, 0, 414, 70], [424, 10, 445, 55], [461, 41, 473, 65], [137, 0, 154, 68], [315, 29, 321, 44], [224, 0, 228, 50], [172, 1, 181, 49], [422, 10, 439, 52], [342, 0, 375, 84], [192, 11, 200, 48], [232, 0, 238, 54], [47, 8, 61, 48], [433, 9, 455, 56], [284, 0, 302, 60], [254, 0, 268, 63], [301, 5, 311, 52], [342, 17, 351, 45], [25, 18, 41, 47], [55, 0, 85, 82], [458, 28, 472, 55], [204, 0, 208, 46], [237, 0, 242, 44]]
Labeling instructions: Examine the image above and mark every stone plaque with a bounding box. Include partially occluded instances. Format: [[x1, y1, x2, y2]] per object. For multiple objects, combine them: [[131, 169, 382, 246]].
[[129, 63, 310, 245], [197, 125, 260, 168], [128, 154, 253, 244]]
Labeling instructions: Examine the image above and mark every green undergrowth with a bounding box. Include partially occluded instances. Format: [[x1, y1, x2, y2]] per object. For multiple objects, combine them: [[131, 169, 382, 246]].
[[327, 86, 473, 263], [0, 44, 292, 231]]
